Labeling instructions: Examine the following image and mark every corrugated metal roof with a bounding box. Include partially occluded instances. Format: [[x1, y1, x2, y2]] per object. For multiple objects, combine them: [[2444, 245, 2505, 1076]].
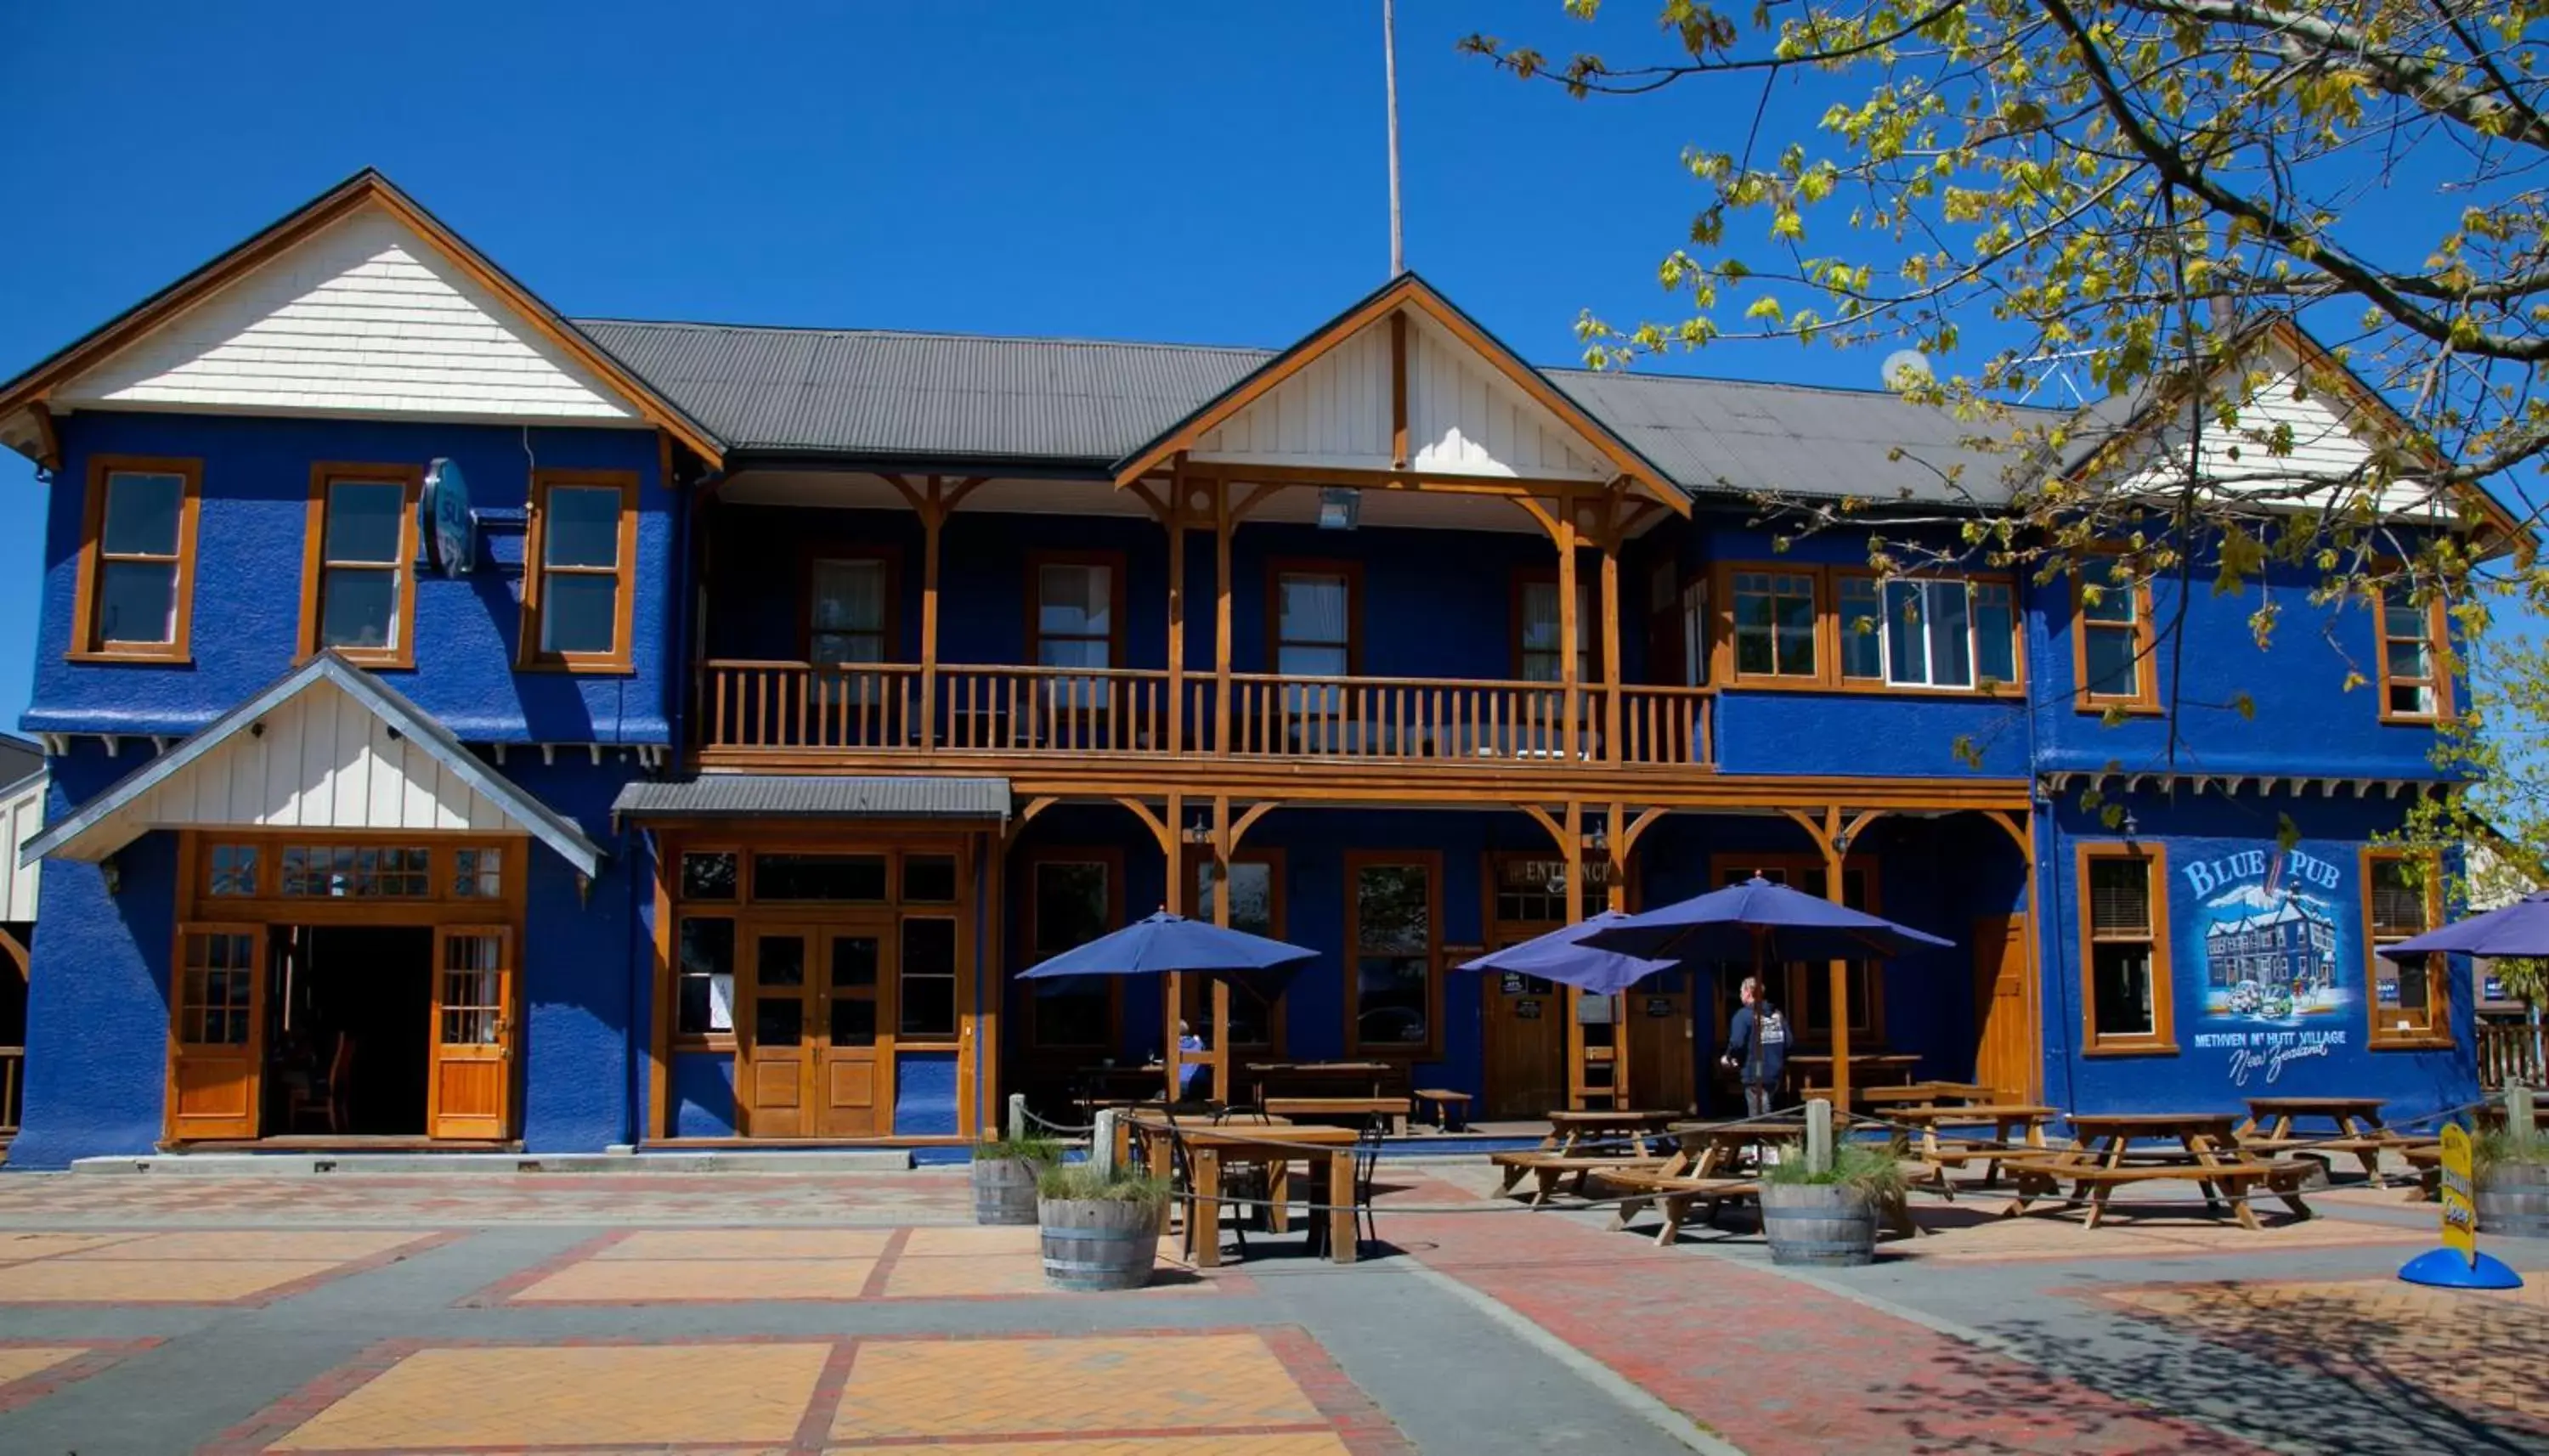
[[575, 317, 2066, 505], [613, 775, 1012, 820]]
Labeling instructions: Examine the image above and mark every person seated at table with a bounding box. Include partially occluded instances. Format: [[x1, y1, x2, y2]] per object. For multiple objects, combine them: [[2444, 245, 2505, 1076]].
[[1721, 977, 1789, 1118], [1177, 1020, 1209, 1099]]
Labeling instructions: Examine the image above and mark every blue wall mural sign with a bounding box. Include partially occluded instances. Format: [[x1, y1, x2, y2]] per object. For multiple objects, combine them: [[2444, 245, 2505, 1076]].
[[421, 458, 476, 577], [2181, 844, 2354, 1086]]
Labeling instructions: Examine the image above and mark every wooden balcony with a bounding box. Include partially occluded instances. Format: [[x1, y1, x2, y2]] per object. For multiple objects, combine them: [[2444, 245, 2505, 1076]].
[[693, 660, 1715, 779], [2480, 1018, 2543, 1091]]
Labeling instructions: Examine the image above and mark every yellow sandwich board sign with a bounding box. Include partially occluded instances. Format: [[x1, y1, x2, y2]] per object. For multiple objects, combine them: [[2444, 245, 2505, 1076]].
[[2438, 1124, 2477, 1266]]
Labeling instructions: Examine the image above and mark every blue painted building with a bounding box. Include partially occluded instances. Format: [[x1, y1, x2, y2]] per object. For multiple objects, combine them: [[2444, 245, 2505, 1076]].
[[0, 171, 2509, 1165]]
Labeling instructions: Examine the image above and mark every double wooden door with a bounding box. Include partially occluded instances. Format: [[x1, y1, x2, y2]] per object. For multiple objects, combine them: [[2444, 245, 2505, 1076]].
[[739, 919, 895, 1138], [1970, 914, 2037, 1102], [1481, 952, 1567, 1120]]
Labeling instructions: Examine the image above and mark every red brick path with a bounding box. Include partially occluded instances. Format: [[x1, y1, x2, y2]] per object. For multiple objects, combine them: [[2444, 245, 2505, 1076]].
[[1387, 1177, 2268, 1456]]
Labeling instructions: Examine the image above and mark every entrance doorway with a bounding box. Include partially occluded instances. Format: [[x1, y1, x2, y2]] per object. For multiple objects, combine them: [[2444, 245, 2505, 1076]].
[[1480, 961, 1566, 1120], [1970, 914, 2037, 1101], [268, 926, 434, 1137], [738, 919, 895, 1138]]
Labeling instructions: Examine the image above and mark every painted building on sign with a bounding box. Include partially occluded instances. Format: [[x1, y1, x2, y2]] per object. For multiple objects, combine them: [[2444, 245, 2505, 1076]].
[[0, 171, 2518, 1166]]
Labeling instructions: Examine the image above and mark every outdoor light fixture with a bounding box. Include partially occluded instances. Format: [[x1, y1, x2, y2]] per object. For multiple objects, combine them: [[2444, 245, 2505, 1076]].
[[2121, 808, 2140, 837], [1317, 487, 1361, 531], [99, 856, 122, 895], [1830, 830, 1853, 855]]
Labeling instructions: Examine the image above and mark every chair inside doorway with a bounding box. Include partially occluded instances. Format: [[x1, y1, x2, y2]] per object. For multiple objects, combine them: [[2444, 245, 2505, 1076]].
[[266, 925, 434, 1137]]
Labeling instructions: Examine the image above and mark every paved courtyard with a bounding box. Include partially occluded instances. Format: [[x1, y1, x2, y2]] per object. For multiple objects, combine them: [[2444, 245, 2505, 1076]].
[[0, 1164, 2536, 1454]]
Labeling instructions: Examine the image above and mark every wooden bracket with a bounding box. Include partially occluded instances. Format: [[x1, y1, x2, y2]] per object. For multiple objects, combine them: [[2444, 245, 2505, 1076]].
[[1515, 802, 1568, 851], [1003, 795, 1061, 849], [1618, 805, 1669, 863], [1229, 799, 1280, 854], [1113, 796, 1174, 855]]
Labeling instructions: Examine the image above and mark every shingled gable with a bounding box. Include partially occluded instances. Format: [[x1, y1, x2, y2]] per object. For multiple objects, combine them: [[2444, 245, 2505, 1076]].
[[20, 653, 605, 878], [0, 168, 724, 470]]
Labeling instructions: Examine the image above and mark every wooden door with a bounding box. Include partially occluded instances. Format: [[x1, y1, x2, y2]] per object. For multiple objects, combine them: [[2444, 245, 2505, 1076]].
[[1481, 961, 1567, 1119], [168, 923, 267, 1141], [814, 923, 893, 1138], [1971, 915, 2036, 1101], [741, 928, 814, 1137], [428, 926, 515, 1140], [1627, 971, 1697, 1113]]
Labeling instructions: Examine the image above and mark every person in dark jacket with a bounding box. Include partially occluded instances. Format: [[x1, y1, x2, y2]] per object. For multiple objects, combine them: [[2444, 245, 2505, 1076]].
[[1721, 976, 1789, 1117]]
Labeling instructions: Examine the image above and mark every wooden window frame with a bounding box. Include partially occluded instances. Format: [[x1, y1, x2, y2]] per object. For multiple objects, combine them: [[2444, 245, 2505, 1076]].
[[1710, 562, 2022, 697], [800, 545, 901, 666], [1828, 570, 2028, 697], [2361, 847, 2452, 1049], [69, 454, 202, 663], [1266, 557, 1364, 677], [1715, 562, 1828, 686], [519, 471, 641, 674], [297, 462, 422, 669], [2077, 842, 2179, 1055], [193, 832, 524, 915], [1343, 849, 1445, 1060], [1189, 848, 1290, 1054], [1509, 567, 1603, 682], [2371, 578, 2454, 725], [1705, 853, 1887, 1049], [2071, 556, 2162, 715], [1024, 846, 1125, 1052], [1025, 550, 1128, 671]]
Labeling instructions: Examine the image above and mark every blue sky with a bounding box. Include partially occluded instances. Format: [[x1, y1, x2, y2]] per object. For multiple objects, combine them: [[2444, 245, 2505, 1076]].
[[0, 1, 2537, 736]]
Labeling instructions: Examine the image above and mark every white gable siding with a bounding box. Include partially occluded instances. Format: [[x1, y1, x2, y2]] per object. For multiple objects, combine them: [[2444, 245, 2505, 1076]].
[[52, 680, 526, 863], [56, 204, 639, 424], [2, 773, 42, 922], [1191, 308, 1611, 481], [2105, 341, 2439, 516]]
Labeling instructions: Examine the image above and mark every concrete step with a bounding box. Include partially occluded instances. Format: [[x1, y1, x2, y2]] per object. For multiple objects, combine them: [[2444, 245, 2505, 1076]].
[[70, 1148, 916, 1176]]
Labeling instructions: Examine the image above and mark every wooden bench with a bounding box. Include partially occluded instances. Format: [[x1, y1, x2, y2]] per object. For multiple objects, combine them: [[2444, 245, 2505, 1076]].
[[1998, 1156, 2314, 1230], [1261, 1096, 1410, 1133], [2233, 1135, 2397, 1182], [1594, 1167, 1761, 1244], [1411, 1088, 1472, 1132], [1489, 1151, 1667, 1207]]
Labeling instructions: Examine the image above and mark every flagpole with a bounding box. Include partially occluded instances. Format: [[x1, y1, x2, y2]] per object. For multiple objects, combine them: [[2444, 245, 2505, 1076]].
[[1383, 0, 1404, 276]]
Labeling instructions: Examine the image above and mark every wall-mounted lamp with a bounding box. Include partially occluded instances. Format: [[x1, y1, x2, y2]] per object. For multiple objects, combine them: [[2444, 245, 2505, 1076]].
[[2121, 809, 2140, 838], [1179, 812, 1215, 847], [1830, 830, 1853, 856], [99, 855, 122, 895], [1317, 487, 1361, 531]]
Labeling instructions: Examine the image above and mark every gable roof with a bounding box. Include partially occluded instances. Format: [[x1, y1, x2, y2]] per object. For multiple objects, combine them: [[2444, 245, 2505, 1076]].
[[0, 169, 725, 468], [20, 654, 606, 877]]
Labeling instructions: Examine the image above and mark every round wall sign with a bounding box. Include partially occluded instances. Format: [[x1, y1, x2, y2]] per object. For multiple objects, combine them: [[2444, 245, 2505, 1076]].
[[421, 458, 476, 576]]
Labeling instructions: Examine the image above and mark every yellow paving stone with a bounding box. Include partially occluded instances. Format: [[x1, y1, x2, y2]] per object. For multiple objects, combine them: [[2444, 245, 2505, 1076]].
[[0, 1347, 88, 1385], [832, 1335, 1320, 1440], [64, 1230, 422, 1262], [0, 1260, 342, 1302], [896, 1225, 1045, 1258], [601, 1228, 896, 1260], [511, 1256, 877, 1302], [848, 1440, 1352, 1455], [0, 1232, 148, 1263], [879, 1254, 1056, 1298], [268, 1344, 834, 1450]]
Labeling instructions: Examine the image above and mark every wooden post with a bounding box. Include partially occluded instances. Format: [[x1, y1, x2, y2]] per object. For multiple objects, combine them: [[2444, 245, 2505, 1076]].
[[1598, 494, 1623, 764], [918, 476, 942, 753], [1210, 793, 1234, 1105], [1215, 478, 1235, 756], [1163, 789, 1186, 1103], [1805, 1098, 1834, 1175], [1557, 504, 1580, 762], [1563, 799, 1591, 1110], [1092, 1108, 1119, 1177], [1165, 457, 1186, 759], [1604, 800, 1631, 1109], [1007, 1092, 1027, 1141], [1822, 805, 1854, 1117]]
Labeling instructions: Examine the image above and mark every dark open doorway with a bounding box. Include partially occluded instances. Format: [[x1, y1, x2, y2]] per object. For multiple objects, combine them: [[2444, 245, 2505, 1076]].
[[267, 925, 434, 1137]]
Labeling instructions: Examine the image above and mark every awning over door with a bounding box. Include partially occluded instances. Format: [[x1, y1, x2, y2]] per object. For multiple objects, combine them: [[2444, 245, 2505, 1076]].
[[611, 775, 1012, 821], [20, 653, 607, 877]]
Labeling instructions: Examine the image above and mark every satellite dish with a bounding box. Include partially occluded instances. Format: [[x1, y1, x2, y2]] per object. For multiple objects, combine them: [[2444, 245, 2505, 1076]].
[[1882, 348, 1932, 390]]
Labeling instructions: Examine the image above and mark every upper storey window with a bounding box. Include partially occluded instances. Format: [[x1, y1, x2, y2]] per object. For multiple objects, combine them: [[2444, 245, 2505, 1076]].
[[522, 472, 638, 673], [1274, 564, 1357, 676], [71, 456, 201, 663], [1515, 576, 1595, 682], [1031, 556, 1121, 670], [810, 556, 890, 668], [1837, 578, 2020, 690], [2375, 578, 2450, 723], [1731, 570, 1819, 680], [2073, 557, 2159, 712], [299, 466, 420, 669]]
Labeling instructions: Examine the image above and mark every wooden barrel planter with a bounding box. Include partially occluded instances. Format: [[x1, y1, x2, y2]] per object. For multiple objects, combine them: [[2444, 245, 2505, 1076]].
[[2476, 1160, 2549, 1239], [1759, 1182, 1877, 1267], [972, 1157, 1043, 1226], [1038, 1198, 1161, 1291]]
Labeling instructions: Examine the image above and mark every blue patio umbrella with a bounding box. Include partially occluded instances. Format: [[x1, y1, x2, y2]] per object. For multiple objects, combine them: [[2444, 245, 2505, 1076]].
[[1456, 911, 1681, 996], [1020, 911, 1320, 1099], [2379, 890, 2549, 960]]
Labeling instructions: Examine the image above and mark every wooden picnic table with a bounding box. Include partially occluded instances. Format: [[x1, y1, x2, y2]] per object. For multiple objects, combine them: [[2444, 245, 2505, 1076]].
[[1789, 1052, 1921, 1086], [1246, 1061, 1393, 1101], [2234, 1096, 2395, 1179], [1126, 1112, 1363, 1267], [1881, 1104, 2058, 1187], [1857, 1081, 1995, 1109], [1261, 1096, 1410, 1132], [1663, 1117, 1813, 1178], [2000, 1111, 2310, 1230], [1541, 1109, 1683, 1156]]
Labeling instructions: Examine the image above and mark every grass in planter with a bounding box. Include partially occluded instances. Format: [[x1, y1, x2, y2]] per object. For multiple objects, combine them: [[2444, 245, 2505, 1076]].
[[1037, 1161, 1173, 1206], [2473, 1125, 2549, 1182], [1761, 1137, 1909, 1197], [972, 1133, 1065, 1165]]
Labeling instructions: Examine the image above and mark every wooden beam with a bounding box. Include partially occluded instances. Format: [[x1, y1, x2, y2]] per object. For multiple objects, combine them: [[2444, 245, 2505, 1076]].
[[1605, 802, 1629, 914], [1515, 802, 1566, 849], [1215, 480, 1235, 756], [1190, 461, 1614, 495], [1598, 494, 1622, 765], [1114, 796, 1174, 855], [1162, 788, 1186, 1103], [1125, 476, 1170, 522], [28, 401, 59, 474], [918, 476, 943, 753], [1557, 506, 1580, 775], [1166, 454, 1187, 759], [1618, 805, 1669, 864], [1232, 480, 1285, 522], [879, 472, 926, 514], [1003, 794, 1061, 849], [1390, 310, 1410, 470], [1229, 799, 1280, 851], [1208, 795, 1234, 1103]]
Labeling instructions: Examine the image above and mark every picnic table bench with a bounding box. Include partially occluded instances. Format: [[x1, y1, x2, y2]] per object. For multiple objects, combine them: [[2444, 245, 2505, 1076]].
[[1999, 1112, 2314, 1231], [1882, 1103, 2059, 1191], [1491, 1151, 1670, 1205], [1857, 1081, 1997, 1109], [1411, 1087, 1471, 1132], [1540, 1109, 1682, 1155], [1488, 1109, 1682, 1205], [1260, 1096, 1410, 1132], [1593, 1166, 1763, 1244], [1125, 1112, 1364, 1267], [2233, 1096, 2399, 1180]]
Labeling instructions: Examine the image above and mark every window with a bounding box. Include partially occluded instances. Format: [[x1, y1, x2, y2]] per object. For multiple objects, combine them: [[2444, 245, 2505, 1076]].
[[809, 556, 891, 669], [902, 854, 958, 903], [676, 917, 737, 1037], [1193, 854, 1286, 1047], [2074, 558, 2157, 711], [1713, 860, 1881, 1045], [438, 933, 506, 1046], [452, 847, 504, 900], [681, 851, 739, 901], [1973, 583, 2019, 686], [1838, 577, 1885, 681], [72, 456, 201, 661], [1495, 855, 1607, 926], [298, 466, 420, 666], [1516, 575, 1595, 682], [752, 853, 888, 901], [1680, 578, 1709, 686], [2365, 850, 2449, 1045], [1030, 856, 1116, 1047], [206, 844, 259, 897], [1836, 576, 2020, 690], [1273, 564, 1357, 676], [1730, 571, 1819, 679], [1348, 854, 1438, 1055], [900, 917, 959, 1039], [277, 844, 432, 898], [2375, 579, 2450, 722], [178, 929, 257, 1046], [523, 472, 638, 672], [1031, 556, 1120, 669], [2079, 845, 2176, 1052]]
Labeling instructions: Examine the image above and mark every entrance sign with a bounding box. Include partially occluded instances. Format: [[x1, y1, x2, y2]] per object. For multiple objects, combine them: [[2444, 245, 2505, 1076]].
[[2398, 1120, 2524, 1290], [421, 458, 477, 576]]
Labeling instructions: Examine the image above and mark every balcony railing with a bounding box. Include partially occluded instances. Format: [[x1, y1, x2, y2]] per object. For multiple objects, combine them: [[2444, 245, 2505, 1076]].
[[694, 660, 1714, 770], [2479, 1018, 2543, 1090], [0, 1047, 20, 1144]]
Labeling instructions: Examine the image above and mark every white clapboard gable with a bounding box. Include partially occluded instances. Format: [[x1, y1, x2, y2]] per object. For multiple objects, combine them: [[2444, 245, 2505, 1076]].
[[1, 770, 42, 922], [55, 202, 641, 425], [1192, 307, 1613, 481]]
